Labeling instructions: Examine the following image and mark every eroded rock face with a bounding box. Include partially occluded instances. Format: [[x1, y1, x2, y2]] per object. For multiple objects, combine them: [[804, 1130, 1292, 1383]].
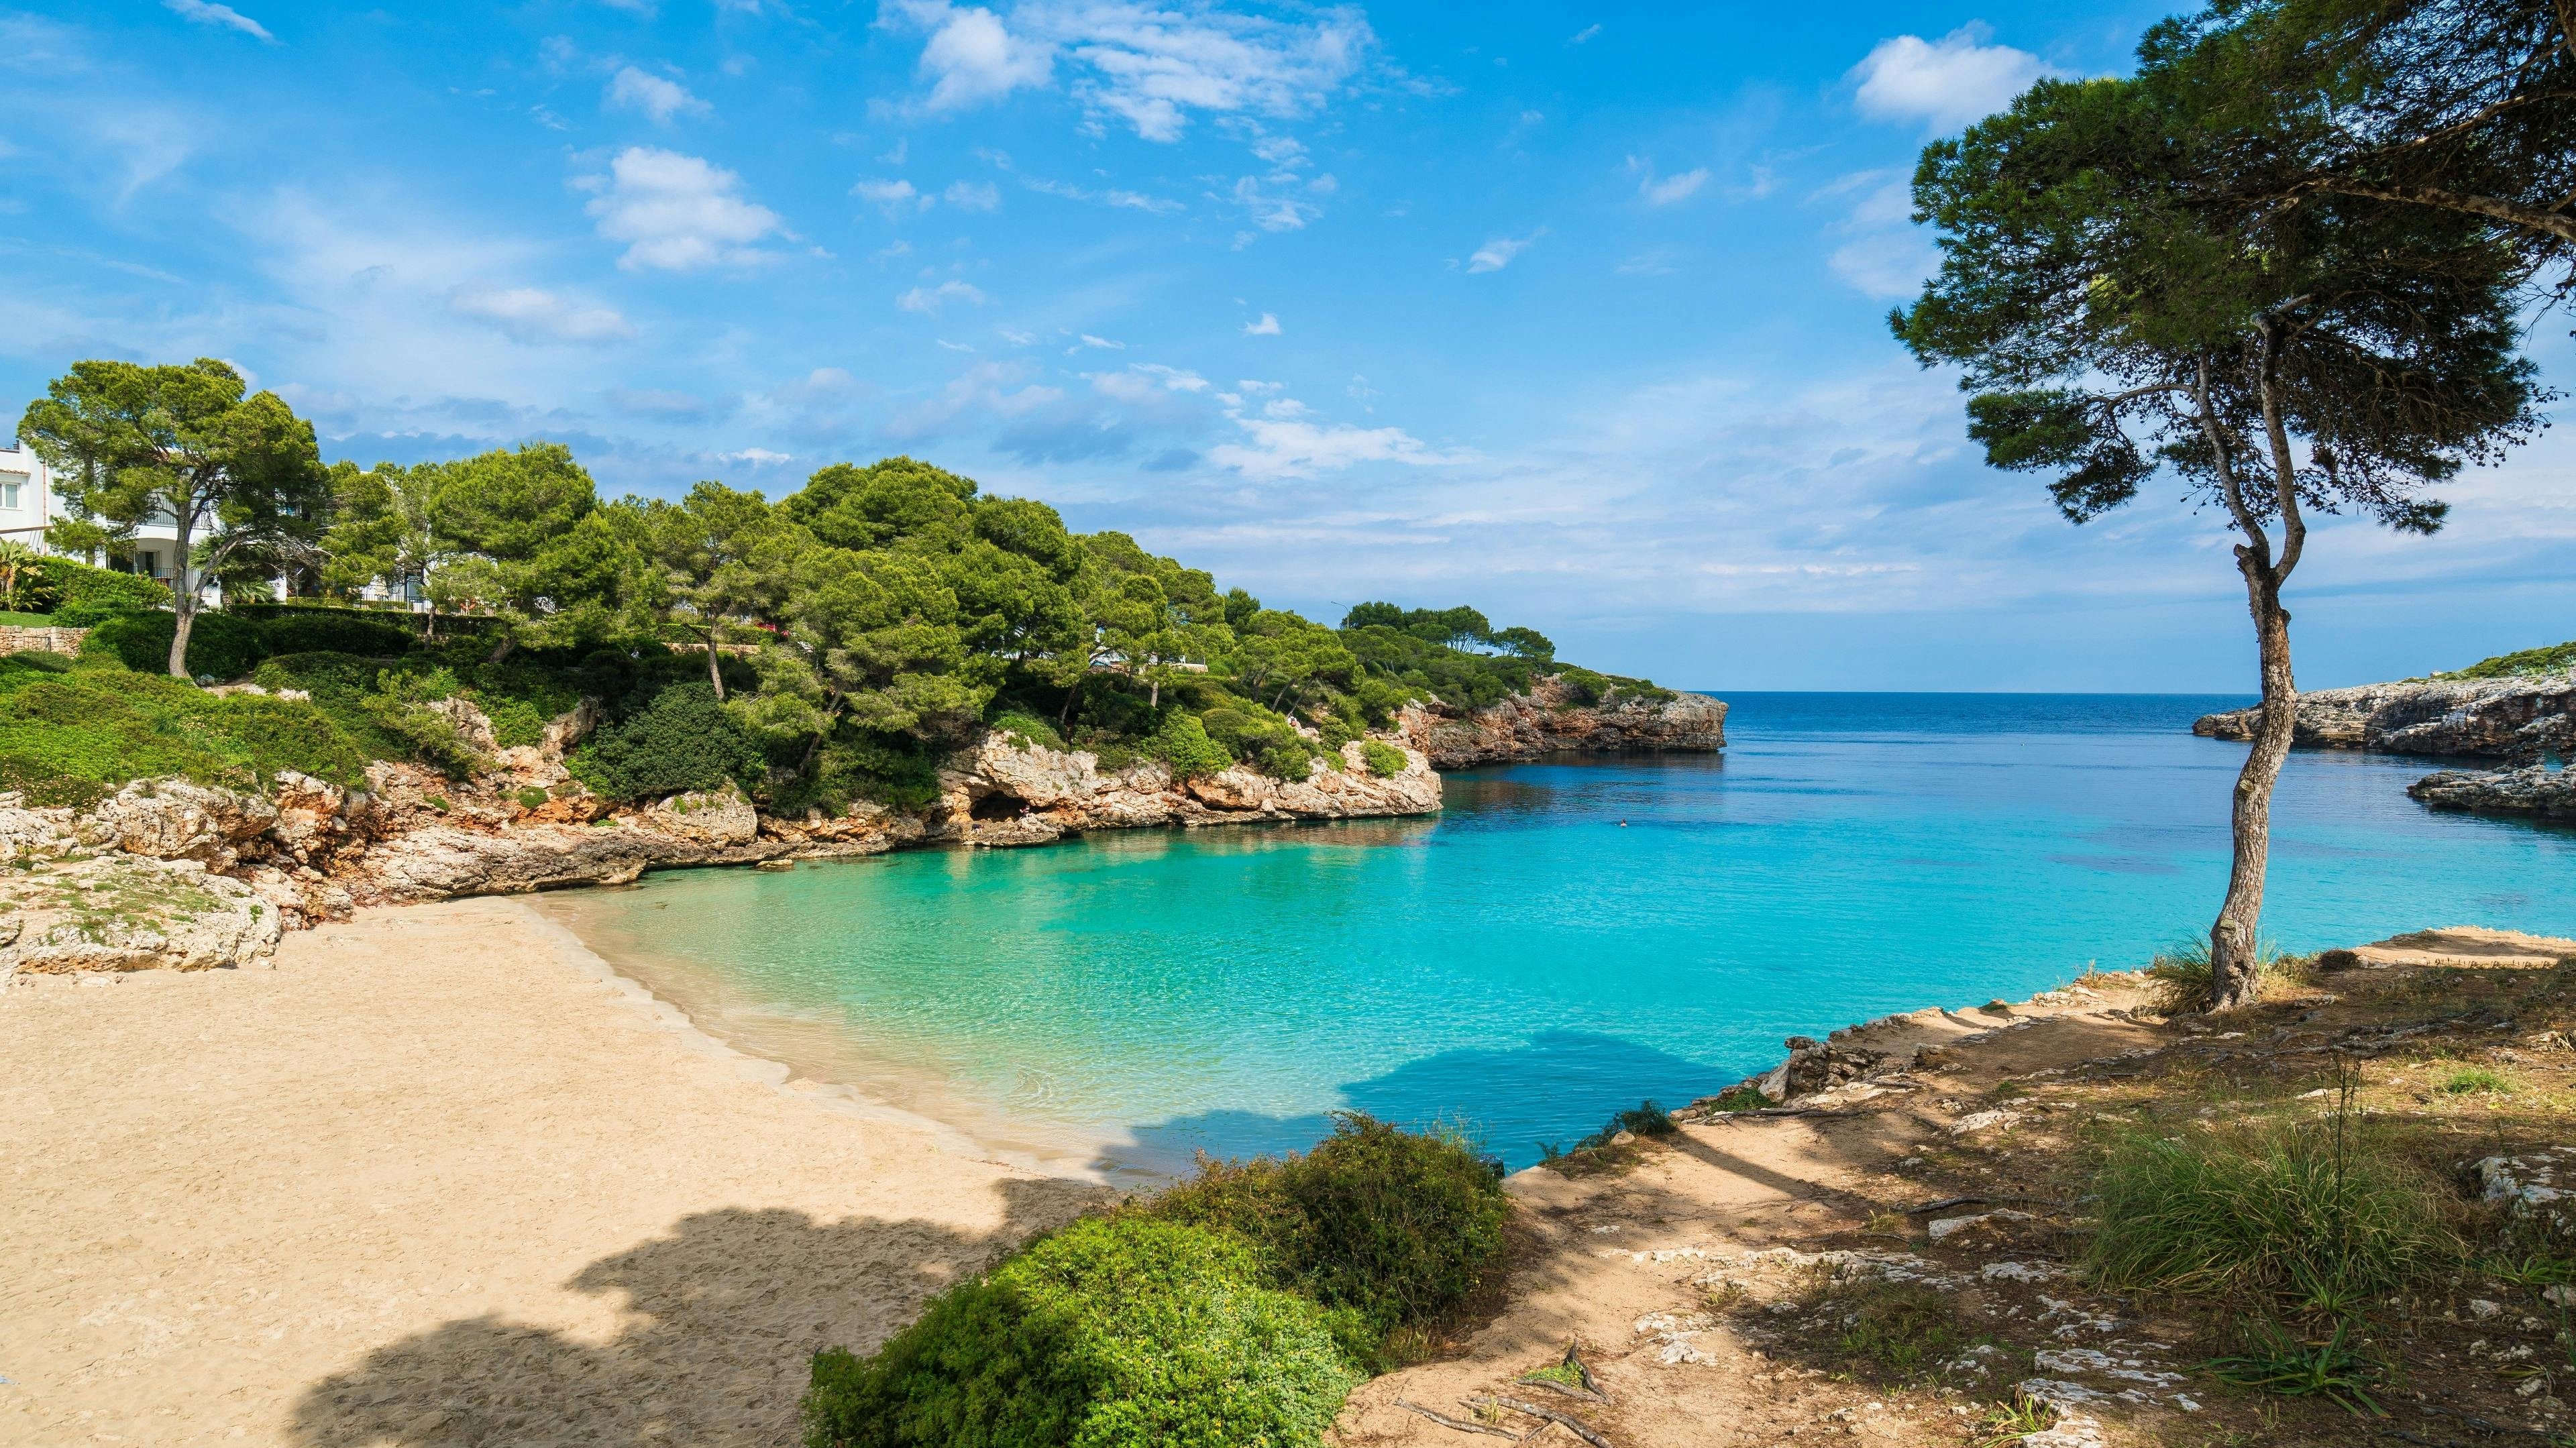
[[1400, 675, 1727, 769], [1, 854, 282, 972], [936, 732, 1443, 846], [2410, 763, 2576, 817], [350, 820, 790, 904], [76, 779, 279, 868], [641, 789, 759, 847], [2194, 675, 2576, 759]]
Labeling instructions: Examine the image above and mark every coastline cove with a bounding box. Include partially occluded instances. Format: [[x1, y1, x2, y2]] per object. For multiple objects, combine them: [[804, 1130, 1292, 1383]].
[[535, 692, 2576, 1179]]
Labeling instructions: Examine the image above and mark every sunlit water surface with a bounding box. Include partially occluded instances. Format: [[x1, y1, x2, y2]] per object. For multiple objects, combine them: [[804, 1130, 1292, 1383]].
[[533, 693, 2576, 1178]]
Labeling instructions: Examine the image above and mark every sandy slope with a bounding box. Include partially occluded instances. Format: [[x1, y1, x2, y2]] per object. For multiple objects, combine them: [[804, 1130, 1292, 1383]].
[[0, 898, 1102, 1448]]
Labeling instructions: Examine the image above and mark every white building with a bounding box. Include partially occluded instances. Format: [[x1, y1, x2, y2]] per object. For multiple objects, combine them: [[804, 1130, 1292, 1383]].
[[0, 440, 195, 590]]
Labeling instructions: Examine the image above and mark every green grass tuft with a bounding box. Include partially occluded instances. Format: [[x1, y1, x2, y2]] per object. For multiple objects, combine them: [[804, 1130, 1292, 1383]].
[[2436, 1066, 2512, 1095], [2204, 1317, 2387, 1416], [2084, 1087, 2457, 1313]]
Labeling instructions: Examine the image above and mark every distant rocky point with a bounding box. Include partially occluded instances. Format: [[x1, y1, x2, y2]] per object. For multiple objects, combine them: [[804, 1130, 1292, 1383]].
[[1399, 674, 1726, 769], [2191, 649, 2575, 820]]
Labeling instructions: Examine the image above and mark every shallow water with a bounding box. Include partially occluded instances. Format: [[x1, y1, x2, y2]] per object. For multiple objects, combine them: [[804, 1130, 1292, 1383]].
[[535, 693, 2576, 1178]]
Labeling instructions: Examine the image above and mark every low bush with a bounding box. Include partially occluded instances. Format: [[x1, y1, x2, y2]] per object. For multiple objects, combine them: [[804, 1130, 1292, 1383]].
[[1575, 1099, 1678, 1152], [0, 667, 376, 798], [1153, 1113, 1511, 1363], [80, 606, 419, 681], [2084, 1106, 2457, 1313], [801, 1215, 1358, 1448], [989, 708, 1067, 752], [1359, 741, 1407, 778], [570, 680, 769, 801], [1150, 712, 1234, 781], [20, 557, 168, 623]]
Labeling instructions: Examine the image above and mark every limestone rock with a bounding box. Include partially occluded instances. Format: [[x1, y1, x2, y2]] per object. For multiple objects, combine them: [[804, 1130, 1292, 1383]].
[[2194, 675, 2576, 759], [0, 854, 282, 972], [1400, 674, 1727, 768], [2410, 762, 2576, 817], [641, 789, 759, 847], [0, 799, 74, 865], [350, 820, 788, 903], [76, 778, 279, 867], [1754, 1039, 1892, 1104], [2475, 1148, 2576, 1235]]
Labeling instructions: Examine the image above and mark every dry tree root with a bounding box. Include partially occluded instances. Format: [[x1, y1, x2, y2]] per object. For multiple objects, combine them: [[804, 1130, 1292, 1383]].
[[1469, 1394, 1616, 1448], [1394, 1398, 1519, 1439]]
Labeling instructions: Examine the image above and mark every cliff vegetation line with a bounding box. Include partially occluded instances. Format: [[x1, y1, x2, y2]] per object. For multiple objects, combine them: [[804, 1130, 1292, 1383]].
[[1, 437, 1677, 822]]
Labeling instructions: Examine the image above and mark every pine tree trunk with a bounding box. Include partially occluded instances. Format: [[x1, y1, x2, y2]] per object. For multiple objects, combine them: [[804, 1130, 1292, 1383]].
[[2209, 568, 2297, 1011], [166, 502, 196, 679], [706, 630, 726, 701]]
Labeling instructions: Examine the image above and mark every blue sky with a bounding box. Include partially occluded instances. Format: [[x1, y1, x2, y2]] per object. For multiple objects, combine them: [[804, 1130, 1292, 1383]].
[[4, 1, 2568, 690]]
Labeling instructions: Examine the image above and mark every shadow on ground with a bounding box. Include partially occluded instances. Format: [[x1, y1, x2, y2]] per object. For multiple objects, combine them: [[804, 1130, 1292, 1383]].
[[287, 1176, 1099, 1448]]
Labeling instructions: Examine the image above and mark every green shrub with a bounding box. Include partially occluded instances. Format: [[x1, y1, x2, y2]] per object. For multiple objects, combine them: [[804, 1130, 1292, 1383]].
[[2084, 1109, 2457, 1312], [1258, 743, 1314, 781], [1553, 667, 1611, 705], [800, 1215, 1358, 1448], [517, 785, 550, 810], [1359, 741, 1407, 778], [21, 557, 167, 622], [1150, 713, 1234, 781], [1154, 1113, 1511, 1361], [2436, 1066, 2512, 1095], [1575, 1099, 1677, 1152], [0, 668, 376, 797], [570, 681, 768, 801], [2453, 638, 2576, 680], [989, 708, 1067, 752]]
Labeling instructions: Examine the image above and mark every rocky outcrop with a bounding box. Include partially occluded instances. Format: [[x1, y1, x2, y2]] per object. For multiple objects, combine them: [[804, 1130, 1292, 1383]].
[[1401, 675, 1726, 768], [2193, 675, 2576, 759], [940, 732, 1443, 844], [76, 779, 279, 867], [1, 854, 282, 973], [2409, 762, 2576, 817]]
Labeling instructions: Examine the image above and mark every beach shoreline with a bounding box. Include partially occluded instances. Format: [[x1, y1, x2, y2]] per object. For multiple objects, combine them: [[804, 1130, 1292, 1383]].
[[0, 896, 1110, 1448]]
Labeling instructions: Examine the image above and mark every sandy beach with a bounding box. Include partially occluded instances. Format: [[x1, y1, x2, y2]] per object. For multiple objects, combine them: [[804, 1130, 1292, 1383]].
[[0, 898, 1103, 1448]]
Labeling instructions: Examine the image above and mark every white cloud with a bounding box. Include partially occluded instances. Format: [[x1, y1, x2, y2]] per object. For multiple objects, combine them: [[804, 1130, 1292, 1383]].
[[1848, 26, 2051, 133], [893, 1, 1055, 111], [1210, 406, 1472, 480], [1568, 23, 1601, 44], [720, 447, 793, 465], [450, 286, 637, 344], [897, 279, 988, 313], [855, 177, 932, 217], [1077, 333, 1124, 349], [580, 147, 786, 270], [1640, 166, 1709, 207], [1466, 232, 1538, 274], [1817, 170, 1934, 299], [883, 0, 1373, 142], [1243, 311, 1281, 336], [606, 66, 708, 124], [1232, 175, 1321, 231], [943, 178, 1001, 210], [164, 0, 274, 43]]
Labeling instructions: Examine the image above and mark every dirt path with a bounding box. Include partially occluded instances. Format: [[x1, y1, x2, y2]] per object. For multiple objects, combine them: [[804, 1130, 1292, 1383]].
[[1340, 931, 2576, 1448], [0, 898, 1102, 1448]]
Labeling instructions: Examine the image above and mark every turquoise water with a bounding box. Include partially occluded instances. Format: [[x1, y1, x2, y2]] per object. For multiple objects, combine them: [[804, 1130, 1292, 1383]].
[[539, 693, 2576, 1177]]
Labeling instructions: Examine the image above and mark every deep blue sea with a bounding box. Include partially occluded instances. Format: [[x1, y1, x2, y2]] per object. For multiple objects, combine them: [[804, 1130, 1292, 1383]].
[[537, 693, 2576, 1178]]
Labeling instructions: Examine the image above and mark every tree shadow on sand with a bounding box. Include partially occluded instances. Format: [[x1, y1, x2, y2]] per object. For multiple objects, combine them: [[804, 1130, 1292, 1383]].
[[287, 1176, 1099, 1448]]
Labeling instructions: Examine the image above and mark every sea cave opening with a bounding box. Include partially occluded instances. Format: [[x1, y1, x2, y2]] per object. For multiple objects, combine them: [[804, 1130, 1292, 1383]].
[[970, 791, 1030, 821]]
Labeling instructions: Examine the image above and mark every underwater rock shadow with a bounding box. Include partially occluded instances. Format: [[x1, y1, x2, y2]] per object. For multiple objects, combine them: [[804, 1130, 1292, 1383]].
[[1097, 1029, 1739, 1178]]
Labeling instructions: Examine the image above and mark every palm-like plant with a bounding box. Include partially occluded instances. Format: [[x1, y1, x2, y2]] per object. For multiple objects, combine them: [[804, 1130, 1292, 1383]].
[[0, 539, 37, 612]]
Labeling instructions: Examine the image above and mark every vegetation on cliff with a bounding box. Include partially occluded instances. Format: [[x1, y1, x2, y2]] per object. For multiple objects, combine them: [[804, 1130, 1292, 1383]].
[[2453, 638, 2576, 681], [5, 390, 1675, 813]]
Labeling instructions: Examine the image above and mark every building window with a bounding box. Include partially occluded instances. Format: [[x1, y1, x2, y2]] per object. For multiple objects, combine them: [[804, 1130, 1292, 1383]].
[[0, 472, 22, 510], [137, 550, 160, 579]]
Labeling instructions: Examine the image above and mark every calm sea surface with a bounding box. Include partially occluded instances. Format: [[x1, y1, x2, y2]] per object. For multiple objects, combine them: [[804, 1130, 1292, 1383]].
[[534, 693, 2576, 1178]]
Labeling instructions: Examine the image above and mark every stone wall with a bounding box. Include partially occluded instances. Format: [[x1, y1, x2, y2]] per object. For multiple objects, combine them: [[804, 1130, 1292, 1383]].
[[0, 624, 86, 656]]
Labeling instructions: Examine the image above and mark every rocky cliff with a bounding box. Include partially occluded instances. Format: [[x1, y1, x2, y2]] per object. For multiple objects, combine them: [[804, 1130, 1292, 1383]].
[[1399, 675, 1727, 768], [2192, 675, 2575, 759], [0, 704, 1446, 972], [2409, 762, 2576, 818]]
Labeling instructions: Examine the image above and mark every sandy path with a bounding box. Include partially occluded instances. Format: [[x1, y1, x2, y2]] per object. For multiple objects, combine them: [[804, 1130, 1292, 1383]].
[[0, 898, 1102, 1448]]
